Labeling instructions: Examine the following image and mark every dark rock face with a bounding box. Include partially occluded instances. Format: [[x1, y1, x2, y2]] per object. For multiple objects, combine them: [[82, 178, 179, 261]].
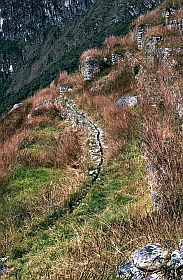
[[0, 1, 92, 41], [0, 0, 94, 82]]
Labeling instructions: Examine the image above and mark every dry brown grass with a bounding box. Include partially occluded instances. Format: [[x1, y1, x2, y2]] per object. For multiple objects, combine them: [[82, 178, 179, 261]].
[[134, 8, 162, 28], [74, 88, 137, 159], [161, 34, 183, 47], [145, 25, 181, 40], [0, 103, 31, 144], [104, 34, 136, 51], [80, 48, 105, 62], [27, 87, 57, 110], [54, 127, 84, 168], [57, 71, 69, 84], [162, 0, 183, 10], [18, 127, 84, 169], [170, 8, 183, 20], [56, 71, 84, 93], [0, 128, 31, 178], [145, 25, 167, 37], [138, 64, 183, 219], [30, 213, 182, 280]]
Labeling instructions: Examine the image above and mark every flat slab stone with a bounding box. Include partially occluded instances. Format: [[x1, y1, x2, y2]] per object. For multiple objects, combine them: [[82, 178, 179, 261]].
[[117, 261, 145, 279], [133, 243, 168, 271]]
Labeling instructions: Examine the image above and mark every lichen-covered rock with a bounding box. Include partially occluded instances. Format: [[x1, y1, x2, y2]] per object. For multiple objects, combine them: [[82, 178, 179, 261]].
[[81, 57, 101, 80], [117, 261, 145, 279], [116, 96, 138, 108], [133, 244, 168, 271], [169, 241, 183, 270]]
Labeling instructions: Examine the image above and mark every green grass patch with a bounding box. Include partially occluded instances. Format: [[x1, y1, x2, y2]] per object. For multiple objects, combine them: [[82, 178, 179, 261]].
[[0, 167, 64, 228], [5, 136, 149, 279]]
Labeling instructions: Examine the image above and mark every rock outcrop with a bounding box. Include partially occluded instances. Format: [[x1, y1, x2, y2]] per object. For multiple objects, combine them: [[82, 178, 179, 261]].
[[81, 57, 102, 81], [117, 242, 183, 280]]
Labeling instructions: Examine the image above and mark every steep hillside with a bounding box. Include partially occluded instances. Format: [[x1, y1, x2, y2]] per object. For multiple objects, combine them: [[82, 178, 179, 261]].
[[0, 0, 164, 116], [0, 0, 183, 279]]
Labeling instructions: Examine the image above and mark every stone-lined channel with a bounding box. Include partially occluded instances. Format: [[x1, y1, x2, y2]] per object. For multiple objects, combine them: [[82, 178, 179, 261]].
[[55, 97, 106, 182]]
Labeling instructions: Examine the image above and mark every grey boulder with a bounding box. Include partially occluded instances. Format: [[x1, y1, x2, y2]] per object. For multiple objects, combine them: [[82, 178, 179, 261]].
[[117, 261, 145, 279], [116, 96, 138, 108], [132, 244, 168, 271]]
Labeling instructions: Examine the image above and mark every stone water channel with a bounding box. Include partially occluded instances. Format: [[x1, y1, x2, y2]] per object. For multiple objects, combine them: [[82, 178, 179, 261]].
[[54, 97, 106, 182]]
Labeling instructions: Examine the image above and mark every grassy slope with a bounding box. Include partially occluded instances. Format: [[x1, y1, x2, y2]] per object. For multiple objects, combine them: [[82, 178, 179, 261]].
[[0, 62, 150, 279], [4, 136, 148, 279], [0, 0, 183, 279]]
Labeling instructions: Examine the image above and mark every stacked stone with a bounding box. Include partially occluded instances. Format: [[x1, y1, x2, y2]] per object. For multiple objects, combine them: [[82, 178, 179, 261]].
[[117, 242, 183, 280], [145, 36, 163, 60], [137, 26, 145, 50]]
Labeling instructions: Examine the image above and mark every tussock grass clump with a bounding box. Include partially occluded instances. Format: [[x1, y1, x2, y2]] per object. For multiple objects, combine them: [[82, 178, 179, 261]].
[[80, 48, 106, 62], [0, 103, 31, 144], [104, 34, 136, 52]]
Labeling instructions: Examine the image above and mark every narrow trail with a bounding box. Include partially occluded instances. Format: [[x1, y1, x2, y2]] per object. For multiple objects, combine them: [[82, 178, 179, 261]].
[[55, 97, 106, 182]]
